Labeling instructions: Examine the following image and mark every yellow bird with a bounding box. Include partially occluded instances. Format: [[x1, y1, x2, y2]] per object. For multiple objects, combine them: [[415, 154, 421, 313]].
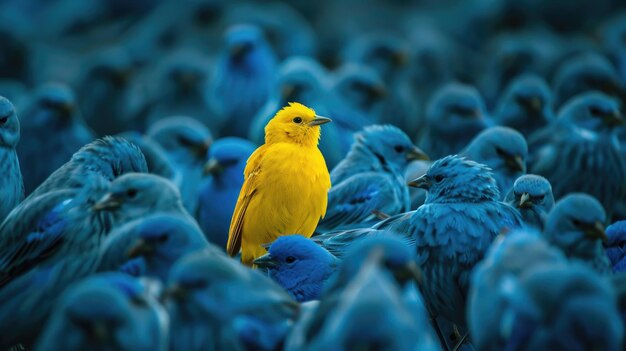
[[227, 102, 332, 265]]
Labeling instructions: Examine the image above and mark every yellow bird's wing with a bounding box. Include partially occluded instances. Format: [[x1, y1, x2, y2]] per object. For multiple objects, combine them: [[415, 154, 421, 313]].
[[226, 146, 266, 257]]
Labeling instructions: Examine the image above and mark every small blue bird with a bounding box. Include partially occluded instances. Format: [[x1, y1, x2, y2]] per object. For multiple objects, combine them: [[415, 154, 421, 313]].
[[0, 96, 23, 222], [504, 174, 555, 231], [208, 24, 277, 137], [35, 273, 169, 351], [461, 126, 527, 197], [331, 63, 388, 124], [606, 220, 626, 273], [493, 74, 554, 137], [375, 155, 523, 328], [196, 137, 255, 248], [147, 116, 212, 214], [419, 83, 491, 159], [601, 13, 626, 85], [117, 132, 181, 185], [543, 193, 612, 274], [319, 125, 428, 231], [98, 213, 214, 281], [17, 82, 94, 195], [164, 251, 297, 351], [529, 91, 626, 218], [253, 234, 339, 302]]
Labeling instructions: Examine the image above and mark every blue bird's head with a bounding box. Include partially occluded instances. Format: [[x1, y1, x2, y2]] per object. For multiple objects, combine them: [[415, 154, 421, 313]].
[[147, 116, 213, 164], [84, 49, 134, 88], [351, 125, 429, 174], [72, 136, 148, 181], [409, 155, 500, 203], [160, 50, 209, 93], [223, 24, 274, 66], [605, 220, 626, 268], [505, 174, 554, 213], [253, 235, 338, 302], [557, 91, 624, 135], [203, 137, 255, 179], [0, 96, 19, 148], [495, 74, 553, 134], [343, 33, 410, 82], [426, 82, 490, 136], [332, 63, 387, 115], [277, 56, 327, 105], [544, 193, 607, 257], [25, 82, 78, 128], [463, 126, 528, 175]]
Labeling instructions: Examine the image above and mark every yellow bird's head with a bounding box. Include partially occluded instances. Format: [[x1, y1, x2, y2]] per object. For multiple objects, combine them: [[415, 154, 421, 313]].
[[265, 102, 331, 147]]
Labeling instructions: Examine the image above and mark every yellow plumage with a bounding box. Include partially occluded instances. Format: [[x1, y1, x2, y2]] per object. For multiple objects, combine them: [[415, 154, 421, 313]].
[[227, 102, 332, 265]]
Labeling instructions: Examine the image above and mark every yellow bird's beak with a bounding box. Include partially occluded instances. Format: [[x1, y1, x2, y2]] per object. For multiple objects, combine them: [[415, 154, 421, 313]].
[[308, 116, 332, 126]]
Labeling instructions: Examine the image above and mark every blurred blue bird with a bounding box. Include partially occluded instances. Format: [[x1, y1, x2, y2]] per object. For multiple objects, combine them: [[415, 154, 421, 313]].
[[0, 96, 23, 222], [543, 193, 612, 274], [17, 82, 94, 195], [504, 174, 554, 230], [419, 83, 491, 159], [117, 131, 181, 185], [164, 251, 297, 351], [196, 137, 255, 248], [528, 91, 626, 218], [36, 273, 169, 351], [606, 220, 626, 273], [469, 229, 623, 351], [319, 125, 428, 231], [493, 74, 554, 137], [254, 234, 339, 302], [28, 136, 147, 199], [375, 155, 523, 328], [461, 126, 527, 197], [330, 63, 388, 124], [98, 213, 214, 281], [601, 14, 626, 85], [208, 24, 277, 138], [147, 116, 212, 214]]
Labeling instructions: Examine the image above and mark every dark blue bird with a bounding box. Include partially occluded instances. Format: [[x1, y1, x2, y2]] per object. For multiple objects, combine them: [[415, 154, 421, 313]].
[[529, 91, 626, 218], [17, 82, 94, 195], [606, 220, 626, 273], [254, 234, 339, 302], [330, 63, 388, 124], [196, 137, 255, 248], [0, 96, 23, 222], [505, 174, 555, 231]]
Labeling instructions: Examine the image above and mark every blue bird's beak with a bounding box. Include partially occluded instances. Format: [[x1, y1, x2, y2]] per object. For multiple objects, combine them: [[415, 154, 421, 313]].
[[584, 221, 608, 242], [518, 193, 532, 209], [407, 175, 431, 190], [127, 239, 154, 258], [253, 253, 278, 268], [92, 193, 123, 211], [203, 158, 222, 176], [308, 116, 332, 126], [406, 146, 430, 161]]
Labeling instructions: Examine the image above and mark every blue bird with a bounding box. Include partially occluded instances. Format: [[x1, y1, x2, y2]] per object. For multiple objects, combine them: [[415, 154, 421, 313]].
[[553, 52, 624, 107], [0, 96, 23, 222], [196, 137, 255, 248], [208, 24, 277, 138], [117, 132, 181, 185], [35, 273, 169, 351], [164, 251, 297, 351], [375, 155, 523, 329], [319, 125, 428, 231], [28, 136, 147, 199], [147, 116, 212, 214], [469, 229, 623, 351], [528, 91, 626, 218], [543, 193, 612, 274], [98, 213, 214, 281], [606, 220, 626, 273], [253, 234, 339, 302], [493, 74, 554, 137], [17, 82, 94, 195], [505, 174, 555, 231], [601, 13, 626, 85], [330, 63, 388, 124], [419, 83, 491, 159]]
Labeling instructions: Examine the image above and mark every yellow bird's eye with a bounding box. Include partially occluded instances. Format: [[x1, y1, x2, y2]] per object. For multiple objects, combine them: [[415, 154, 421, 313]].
[[292, 117, 302, 124]]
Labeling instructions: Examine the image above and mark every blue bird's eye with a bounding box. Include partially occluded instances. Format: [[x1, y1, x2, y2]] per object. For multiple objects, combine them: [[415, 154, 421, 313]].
[[434, 175, 444, 182], [0, 116, 7, 125], [394, 145, 404, 153], [286, 256, 296, 263], [293, 117, 302, 124], [126, 189, 138, 198]]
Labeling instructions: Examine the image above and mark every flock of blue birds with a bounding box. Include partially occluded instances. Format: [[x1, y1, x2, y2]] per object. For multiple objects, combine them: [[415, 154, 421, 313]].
[[2, 0, 626, 350]]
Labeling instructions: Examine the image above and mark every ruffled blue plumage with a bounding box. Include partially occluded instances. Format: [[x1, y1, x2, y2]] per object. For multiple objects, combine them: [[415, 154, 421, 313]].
[[606, 220, 626, 272], [0, 96, 23, 222]]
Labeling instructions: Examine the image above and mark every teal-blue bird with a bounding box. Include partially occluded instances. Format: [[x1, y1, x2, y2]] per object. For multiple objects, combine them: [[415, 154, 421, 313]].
[[196, 137, 255, 248], [117, 132, 181, 185], [493, 74, 554, 137], [375, 155, 523, 329], [0, 95, 23, 222], [17, 83, 94, 195], [461, 126, 527, 198], [543, 193, 612, 274], [319, 125, 428, 231], [330, 63, 388, 124], [208, 24, 277, 138], [254, 234, 339, 302], [504, 174, 554, 230], [528, 91, 626, 218], [35, 273, 169, 351]]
